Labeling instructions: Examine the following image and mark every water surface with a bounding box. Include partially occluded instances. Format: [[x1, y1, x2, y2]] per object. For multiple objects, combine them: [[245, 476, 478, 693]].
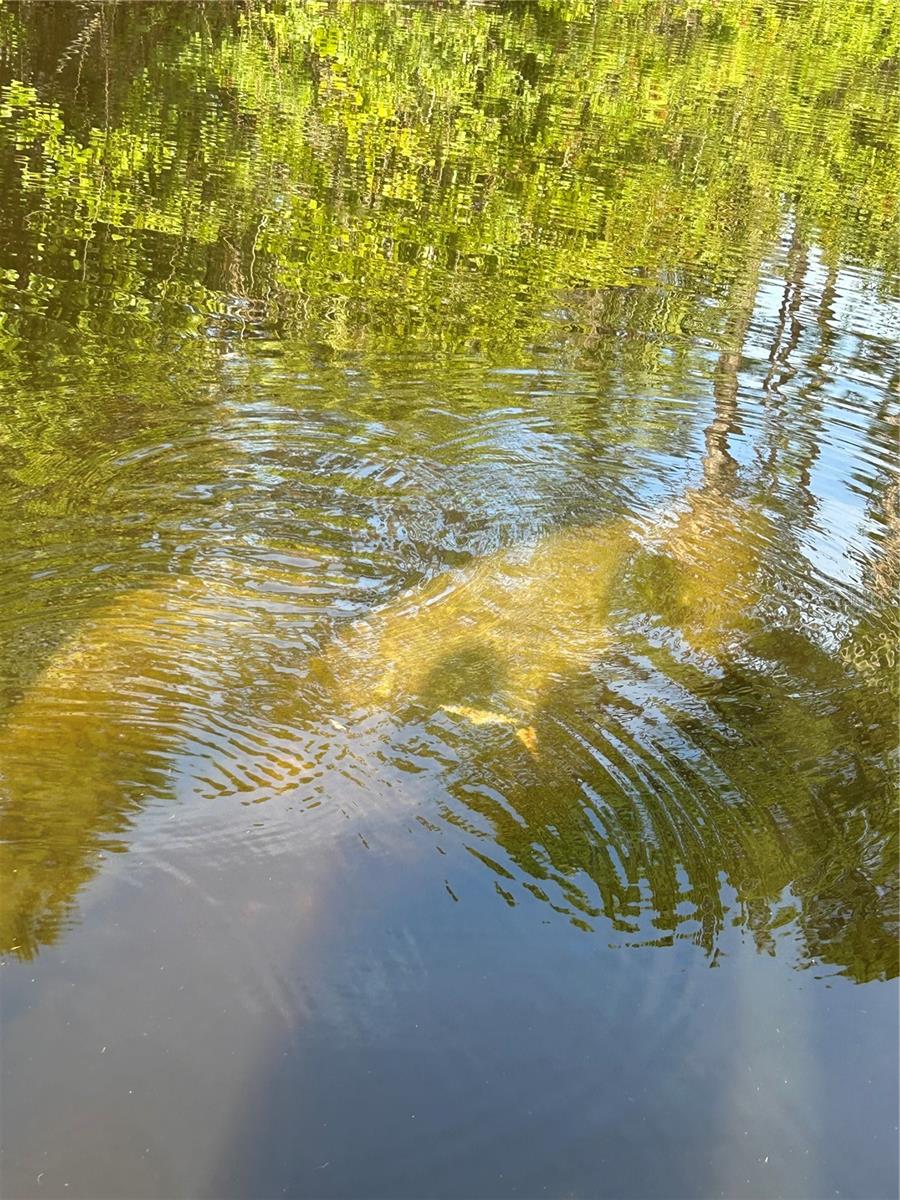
[[0, 3, 898, 1197]]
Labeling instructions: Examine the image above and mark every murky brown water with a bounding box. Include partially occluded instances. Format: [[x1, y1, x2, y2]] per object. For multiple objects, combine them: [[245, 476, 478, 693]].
[[1, 2, 898, 1197]]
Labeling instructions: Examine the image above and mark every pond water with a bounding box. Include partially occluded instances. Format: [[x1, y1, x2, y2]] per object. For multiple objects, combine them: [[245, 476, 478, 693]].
[[0, 3, 897, 1197]]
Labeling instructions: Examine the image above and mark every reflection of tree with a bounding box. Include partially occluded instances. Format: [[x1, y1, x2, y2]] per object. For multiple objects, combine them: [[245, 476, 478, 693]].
[[656, 249, 772, 658], [0, 0, 896, 981], [855, 393, 900, 618], [2, 251, 896, 978], [425, 546, 897, 981], [1, 0, 897, 361], [412, 255, 898, 984]]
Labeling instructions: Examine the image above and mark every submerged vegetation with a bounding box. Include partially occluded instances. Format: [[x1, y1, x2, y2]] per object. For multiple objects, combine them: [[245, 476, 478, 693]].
[[0, 0, 898, 982]]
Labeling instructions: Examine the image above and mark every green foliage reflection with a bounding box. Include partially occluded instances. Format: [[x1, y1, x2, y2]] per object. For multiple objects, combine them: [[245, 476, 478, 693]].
[[0, 0, 897, 981]]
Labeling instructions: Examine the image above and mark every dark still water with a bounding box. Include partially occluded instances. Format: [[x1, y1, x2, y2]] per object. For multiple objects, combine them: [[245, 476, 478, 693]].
[[0, 3, 898, 1197]]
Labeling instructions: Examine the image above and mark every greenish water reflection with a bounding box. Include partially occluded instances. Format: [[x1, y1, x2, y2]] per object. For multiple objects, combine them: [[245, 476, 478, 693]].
[[0, 0, 897, 987]]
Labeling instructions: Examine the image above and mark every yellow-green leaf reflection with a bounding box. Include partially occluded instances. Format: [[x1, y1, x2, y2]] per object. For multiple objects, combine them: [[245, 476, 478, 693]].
[[0, 0, 897, 994]]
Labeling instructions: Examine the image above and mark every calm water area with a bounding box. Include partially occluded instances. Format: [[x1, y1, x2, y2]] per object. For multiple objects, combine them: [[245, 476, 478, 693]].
[[0, 2, 898, 1197]]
